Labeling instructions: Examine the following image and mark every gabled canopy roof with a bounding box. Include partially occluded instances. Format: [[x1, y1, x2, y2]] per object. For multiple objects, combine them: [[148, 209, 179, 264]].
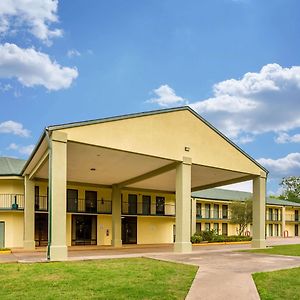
[[22, 106, 267, 191]]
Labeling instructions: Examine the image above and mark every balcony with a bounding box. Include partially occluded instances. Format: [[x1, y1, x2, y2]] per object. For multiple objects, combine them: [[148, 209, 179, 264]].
[[196, 209, 230, 220], [121, 201, 175, 216], [35, 197, 112, 214], [265, 212, 282, 222], [0, 194, 24, 210], [285, 214, 300, 222]]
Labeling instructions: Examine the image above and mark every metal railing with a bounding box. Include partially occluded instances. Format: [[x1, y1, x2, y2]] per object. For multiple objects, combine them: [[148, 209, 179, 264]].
[[121, 201, 175, 216], [67, 198, 112, 214], [196, 208, 230, 220], [265, 212, 282, 221], [35, 196, 48, 211], [285, 214, 300, 222], [0, 194, 24, 210]]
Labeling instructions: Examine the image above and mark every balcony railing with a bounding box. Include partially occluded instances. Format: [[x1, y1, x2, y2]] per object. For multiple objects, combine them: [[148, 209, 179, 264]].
[[265, 212, 282, 222], [67, 198, 112, 214], [121, 201, 175, 216], [196, 209, 230, 220], [0, 194, 24, 210], [35, 196, 48, 211], [285, 214, 300, 222]]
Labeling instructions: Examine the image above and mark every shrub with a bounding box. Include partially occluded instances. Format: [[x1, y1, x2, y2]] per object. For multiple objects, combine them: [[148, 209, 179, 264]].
[[190, 232, 252, 244], [191, 234, 203, 243]]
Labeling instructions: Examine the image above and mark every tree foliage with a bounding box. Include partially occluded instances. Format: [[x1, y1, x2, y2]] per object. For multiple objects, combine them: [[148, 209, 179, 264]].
[[230, 199, 252, 236], [280, 176, 300, 203]]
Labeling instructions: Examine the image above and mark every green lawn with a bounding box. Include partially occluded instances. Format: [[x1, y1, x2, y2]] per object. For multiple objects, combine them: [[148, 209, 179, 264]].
[[246, 244, 300, 256], [253, 267, 300, 300], [0, 258, 197, 300], [249, 244, 300, 300]]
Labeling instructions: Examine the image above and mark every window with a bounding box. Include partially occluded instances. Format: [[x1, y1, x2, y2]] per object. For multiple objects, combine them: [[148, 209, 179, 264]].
[[274, 224, 279, 236], [67, 189, 78, 212], [274, 209, 279, 221], [142, 195, 151, 215], [156, 197, 165, 215], [213, 204, 219, 219], [213, 223, 219, 233], [196, 203, 202, 218], [268, 224, 273, 236], [222, 205, 228, 219], [222, 223, 228, 236], [268, 208, 273, 221], [205, 204, 211, 219], [196, 223, 201, 233], [205, 223, 210, 231], [295, 210, 299, 222]]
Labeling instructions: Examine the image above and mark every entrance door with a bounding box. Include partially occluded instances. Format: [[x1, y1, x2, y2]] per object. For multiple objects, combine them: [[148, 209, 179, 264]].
[[85, 191, 97, 213], [128, 194, 137, 215], [0, 222, 4, 248], [142, 195, 151, 215], [122, 217, 137, 244], [295, 224, 299, 237], [72, 215, 97, 245], [67, 189, 78, 212], [35, 213, 48, 246]]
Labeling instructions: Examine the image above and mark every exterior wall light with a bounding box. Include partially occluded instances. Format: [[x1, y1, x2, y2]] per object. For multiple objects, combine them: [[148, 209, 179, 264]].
[[90, 168, 96, 171], [185, 146, 190, 152]]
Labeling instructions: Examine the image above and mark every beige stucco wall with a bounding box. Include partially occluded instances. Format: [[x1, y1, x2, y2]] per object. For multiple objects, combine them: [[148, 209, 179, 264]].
[[0, 212, 24, 248], [59, 110, 264, 176], [137, 216, 174, 244], [97, 215, 112, 245], [0, 179, 24, 194]]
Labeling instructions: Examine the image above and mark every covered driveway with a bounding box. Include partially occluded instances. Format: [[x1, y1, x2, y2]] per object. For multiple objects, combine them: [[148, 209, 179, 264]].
[[22, 106, 268, 261]]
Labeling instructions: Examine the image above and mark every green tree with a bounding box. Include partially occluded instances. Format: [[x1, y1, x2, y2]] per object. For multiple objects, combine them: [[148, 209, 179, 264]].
[[230, 199, 252, 236], [280, 176, 300, 203]]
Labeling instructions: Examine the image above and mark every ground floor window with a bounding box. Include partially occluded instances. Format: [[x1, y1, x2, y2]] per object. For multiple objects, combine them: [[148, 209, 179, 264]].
[[205, 223, 210, 231], [295, 224, 299, 237], [274, 224, 279, 236], [268, 224, 273, 236], [196, 223, 201, 233], [72, 215, 97, 246], [222, 223, 228, 236], [213, 223, 219, 233]]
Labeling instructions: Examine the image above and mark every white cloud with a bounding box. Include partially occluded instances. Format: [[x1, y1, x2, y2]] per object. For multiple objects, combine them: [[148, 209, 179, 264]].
[[0, 120, 30, 137], [257, 153, 300, 179], [148, 84, 186, 107], [0, 43, 78, 90], [152, 64, 300, 142], [7, 143, 34, 156], [67, 49, 81, 58], [0, 83, 12, 92], [0, 0, 62, 44], [275, 132, 300, 144]]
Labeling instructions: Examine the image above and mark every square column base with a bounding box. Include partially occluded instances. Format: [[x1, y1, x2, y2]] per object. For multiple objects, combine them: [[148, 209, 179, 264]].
[[23, 240, 35, 250], [251, 239, 266, 249], [174, 242, 192, 253], [49, 245, 68, 261], [112, 239, 122, 247]]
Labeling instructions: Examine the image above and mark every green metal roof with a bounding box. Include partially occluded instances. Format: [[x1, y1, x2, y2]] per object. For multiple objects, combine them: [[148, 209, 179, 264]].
[[192, 188, 300, 207], [0, 157, 27, 176]]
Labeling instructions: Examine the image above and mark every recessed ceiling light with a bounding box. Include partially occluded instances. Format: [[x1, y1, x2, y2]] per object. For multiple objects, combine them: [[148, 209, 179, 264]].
[[90, 168, 96, 171]]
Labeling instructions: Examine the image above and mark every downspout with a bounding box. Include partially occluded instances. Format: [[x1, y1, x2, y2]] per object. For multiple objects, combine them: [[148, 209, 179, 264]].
[[45, 129, 52, 260]]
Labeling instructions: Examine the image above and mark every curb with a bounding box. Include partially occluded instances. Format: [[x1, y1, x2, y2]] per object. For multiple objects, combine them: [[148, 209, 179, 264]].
[[193, 241, 251, 246]]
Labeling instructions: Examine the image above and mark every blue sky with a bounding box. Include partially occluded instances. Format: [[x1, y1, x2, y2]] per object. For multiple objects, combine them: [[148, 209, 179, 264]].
[[0, 0, 299, 194]]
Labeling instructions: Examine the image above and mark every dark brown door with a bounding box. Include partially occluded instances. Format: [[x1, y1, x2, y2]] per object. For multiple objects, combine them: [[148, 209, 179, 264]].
[[85, 191, 97, 213], [122, 217, 137, 244]]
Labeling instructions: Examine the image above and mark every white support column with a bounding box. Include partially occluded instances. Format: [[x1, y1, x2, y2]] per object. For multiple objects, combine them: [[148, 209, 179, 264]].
[[112, 185, 122, 247], [191, 198, 196, 235], [24, 175, 35, 250], [174, 157, 192, 253], [252, 175, 266, 248], [281, 206, 286, 237], [49, 131, 67, 261]]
